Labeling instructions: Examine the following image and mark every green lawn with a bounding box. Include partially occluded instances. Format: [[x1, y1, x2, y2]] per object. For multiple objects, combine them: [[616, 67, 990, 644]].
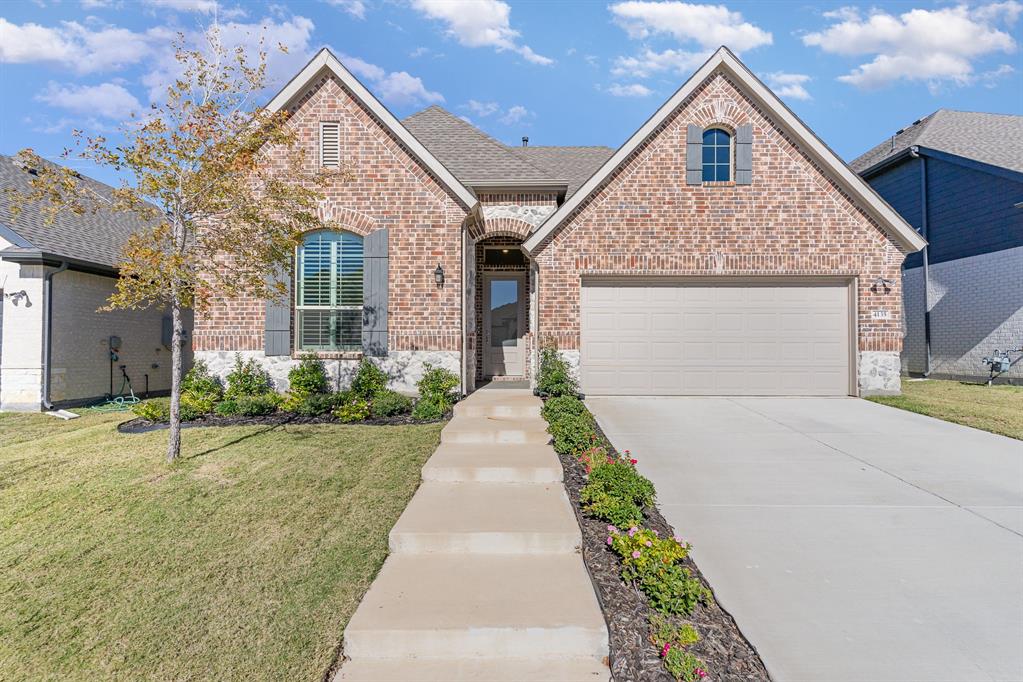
[[867, 379, 1023, 440], [0, 411, 442, 680]]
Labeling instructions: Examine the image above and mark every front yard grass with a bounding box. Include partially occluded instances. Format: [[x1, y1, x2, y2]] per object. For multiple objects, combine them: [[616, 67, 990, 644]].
[[867, 379, 1023, 440], [0, 411, 442, 680]]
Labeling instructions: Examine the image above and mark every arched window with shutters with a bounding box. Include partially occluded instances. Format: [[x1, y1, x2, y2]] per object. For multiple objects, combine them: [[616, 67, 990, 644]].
[[296, 230, 364, 351], [702, 127, 733, 182]]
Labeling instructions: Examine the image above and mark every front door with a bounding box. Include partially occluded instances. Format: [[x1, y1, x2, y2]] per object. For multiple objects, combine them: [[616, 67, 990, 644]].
[[484, 273, 525, 377]]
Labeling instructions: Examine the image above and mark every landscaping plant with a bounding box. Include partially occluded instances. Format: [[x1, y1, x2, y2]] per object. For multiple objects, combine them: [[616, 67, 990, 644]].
[[334, 394, 371, 423], [541, 394, 587, 423], [371, 390, 414, 418], [548, 412, 599, 455], [351, 359, 389, 399], [580, 456, 656, 526], [225, 354, 275, 400], [411, 363, 459, 420], [608, 526, 709, 616], [536, 346, 578, 398], [182, 360, 224, 403], [293, 393, 338, 418], [650, 615, 707, 681], [133, 397, 203, 423]]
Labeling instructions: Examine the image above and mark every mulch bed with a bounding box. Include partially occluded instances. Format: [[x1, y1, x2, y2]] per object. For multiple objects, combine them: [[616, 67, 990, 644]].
[[117, 411, 448, 434], [560, 425, 770, 681]]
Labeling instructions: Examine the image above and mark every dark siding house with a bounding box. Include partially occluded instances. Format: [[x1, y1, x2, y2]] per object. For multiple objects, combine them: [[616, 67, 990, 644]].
[[852, 110, 1023, 383]]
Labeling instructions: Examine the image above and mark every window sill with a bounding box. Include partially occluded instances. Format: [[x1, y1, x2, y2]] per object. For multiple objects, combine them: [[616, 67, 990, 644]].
[[292, 351, 364, 360], [700, 180, 736, 187]]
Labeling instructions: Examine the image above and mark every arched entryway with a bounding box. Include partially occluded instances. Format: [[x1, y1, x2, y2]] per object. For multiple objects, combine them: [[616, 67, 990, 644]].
[[474, 235, 532, 383]]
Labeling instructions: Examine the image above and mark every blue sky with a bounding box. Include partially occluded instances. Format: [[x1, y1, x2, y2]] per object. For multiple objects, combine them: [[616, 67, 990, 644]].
[[1, 0, 1021, 186]]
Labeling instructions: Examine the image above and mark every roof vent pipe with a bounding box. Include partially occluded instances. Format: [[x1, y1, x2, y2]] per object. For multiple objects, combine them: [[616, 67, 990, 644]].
[[522, 136, 528, 147]]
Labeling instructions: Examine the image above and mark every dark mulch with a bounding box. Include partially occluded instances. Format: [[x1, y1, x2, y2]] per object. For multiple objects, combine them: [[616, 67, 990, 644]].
[[117, 411, 448, 434], [560, 426, 770, 681]]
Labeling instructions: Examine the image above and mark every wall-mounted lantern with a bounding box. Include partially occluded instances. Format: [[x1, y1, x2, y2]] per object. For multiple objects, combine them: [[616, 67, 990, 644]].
[[434, 263, 445, 287]]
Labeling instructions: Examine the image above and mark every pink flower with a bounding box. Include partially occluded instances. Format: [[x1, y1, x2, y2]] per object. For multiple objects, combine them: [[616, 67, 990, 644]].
[[660, 642, 671, 657], [630, 458, 638, 465], [631, 550, 641, 559], [694, 668, 707, 679], [645, 540, 653, 547], [628, 526, 638, 536], [652, 530, 659, 536], [606, 536, 614, 545], [673, 535, 683, 543], [607, 524, 618, 533]]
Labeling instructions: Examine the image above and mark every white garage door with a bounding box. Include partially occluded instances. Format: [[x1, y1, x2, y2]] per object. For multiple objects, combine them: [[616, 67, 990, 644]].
[[580, 281, 851, 396]]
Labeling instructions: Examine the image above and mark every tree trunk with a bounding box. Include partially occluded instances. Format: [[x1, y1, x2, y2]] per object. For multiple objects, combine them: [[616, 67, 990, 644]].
[[166, 297, 183, 463]]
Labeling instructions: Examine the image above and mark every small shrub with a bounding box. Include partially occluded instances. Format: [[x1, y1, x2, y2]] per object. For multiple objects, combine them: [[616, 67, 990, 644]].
[[581, 457, 656, 526], [417, 363, 459, 403], [288, 354, 329, 397], [232, 393, 281, 417], [293, 393, 337, 417], [371, 390, 414, 418], [214, 399, 240, 417], [351, 359, 388, 399], [333, 394, 370, 423], [181, 360, 224, 402], [224, 354, 274, 399], [133, 398, 170, 423], [608, 526, 709, 616], [536, 347, 578, 398], [650, 614, 699, 649], [181, 393, 216, 417], [411, 394, 449, 421], [548, 412, 598, 455], [541, 394, 586, 423]]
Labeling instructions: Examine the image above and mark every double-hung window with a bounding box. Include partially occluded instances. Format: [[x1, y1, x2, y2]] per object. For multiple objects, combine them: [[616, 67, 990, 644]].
[[296, 231, 364, 351]]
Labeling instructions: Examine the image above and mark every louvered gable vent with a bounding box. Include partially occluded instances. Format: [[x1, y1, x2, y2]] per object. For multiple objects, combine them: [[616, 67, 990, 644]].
[[320, 122, 340, 168]]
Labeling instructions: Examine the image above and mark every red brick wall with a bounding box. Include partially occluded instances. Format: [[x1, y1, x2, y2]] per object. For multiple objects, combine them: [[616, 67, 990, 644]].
[[193, 74, 468, 353], [533, 72, 907, 356]]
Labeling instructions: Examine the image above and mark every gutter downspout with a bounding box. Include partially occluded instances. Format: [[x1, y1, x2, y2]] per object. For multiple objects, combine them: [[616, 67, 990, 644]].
[[41, 261, 69, 410], [910, 146, 932, 377]]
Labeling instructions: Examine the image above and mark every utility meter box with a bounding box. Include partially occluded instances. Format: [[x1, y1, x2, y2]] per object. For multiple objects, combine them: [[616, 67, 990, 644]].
[[109, 335, 122, 351]]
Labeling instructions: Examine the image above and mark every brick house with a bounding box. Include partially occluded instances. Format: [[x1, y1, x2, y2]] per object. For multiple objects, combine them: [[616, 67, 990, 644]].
[[194, 46, 925, 397], [852, 110, 1023, 384]]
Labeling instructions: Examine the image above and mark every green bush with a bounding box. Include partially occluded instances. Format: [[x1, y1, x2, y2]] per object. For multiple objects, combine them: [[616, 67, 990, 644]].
[[132, 396, 204, 423], [411, 395, 449, 421], [214, 399, 240, 417], [181, 360, 224, 402], [608, 527, 709, 617], [288, 354, 329, 397], [233, 394, 281, 417], [225, 354, 274, 399], [333, 394, 370, 423], [417, 363, 459, 402], [548, 412, 598, 455], [181, 393, 216, 417], [581, 458, 656, 526], [541, 395, 587, 423], [293, 393, 337, 417], [536, 347, 578, 398], [351, 359, 388, 399], [639, 564, 709, 617], [371, 390, 414, 418]]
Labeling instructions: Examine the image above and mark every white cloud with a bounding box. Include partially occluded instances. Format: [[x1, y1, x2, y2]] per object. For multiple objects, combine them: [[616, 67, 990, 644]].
[[340, 53, 443, 106], [325, 0, 366, 19], [981, 63, 1016, 87], [802, 3, 1021, 89], [36, 81, 142, 120], [409, 46, 430, 58], [466, 99, 499, 117], [80, 0, 116, 8], [145, 0, 219, 11], [612, 48, 705, 79], [607, 83, 653, 97], [498, 105, 530, 124], [410, 0, 553, 65], [0, 18, 152, 73], [609, 1, 772, 52], [764, 71, 812, 100]]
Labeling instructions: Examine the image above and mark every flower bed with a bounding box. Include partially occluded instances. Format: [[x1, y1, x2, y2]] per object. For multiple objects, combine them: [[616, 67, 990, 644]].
[[538, 348, 769, 681], [120, 354, 458, 433]]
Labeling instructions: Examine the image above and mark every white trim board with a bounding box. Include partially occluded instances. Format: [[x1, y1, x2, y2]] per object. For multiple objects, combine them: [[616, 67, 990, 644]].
[[265, 48, 478, 211], [522, 46, 927, 256]]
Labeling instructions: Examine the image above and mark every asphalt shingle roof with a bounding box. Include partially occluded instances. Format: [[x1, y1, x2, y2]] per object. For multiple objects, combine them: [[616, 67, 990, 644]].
[[403, 105, 613, 197], [0, 155, 152, 269], [851, 109, 1023, 175]]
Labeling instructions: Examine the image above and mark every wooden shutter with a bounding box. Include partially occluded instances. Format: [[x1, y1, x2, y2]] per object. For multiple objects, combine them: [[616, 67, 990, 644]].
[[264, 265, 292, 356], [736, 124, 753, 185], [685, 124, 703, 185], [320, 122, 340, 168], [362, 228, 388, 356]]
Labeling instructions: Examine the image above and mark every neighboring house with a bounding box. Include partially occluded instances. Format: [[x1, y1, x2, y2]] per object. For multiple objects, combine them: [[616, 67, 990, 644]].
[[852, 110, 1023, 383], [0, 155, 193, 411], [194, 46, 925, 398]]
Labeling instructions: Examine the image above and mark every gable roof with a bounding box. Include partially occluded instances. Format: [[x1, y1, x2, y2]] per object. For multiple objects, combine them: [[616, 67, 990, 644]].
[[512, 146, 615, 198], [266, 49, 478, 210], [522, 46, 927, 255], [851, 109, 1023, 176], [0, 155, 151, 271]]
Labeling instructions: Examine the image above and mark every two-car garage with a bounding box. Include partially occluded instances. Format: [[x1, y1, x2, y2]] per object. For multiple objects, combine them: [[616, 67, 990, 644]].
[[579, 280, 854, 396]]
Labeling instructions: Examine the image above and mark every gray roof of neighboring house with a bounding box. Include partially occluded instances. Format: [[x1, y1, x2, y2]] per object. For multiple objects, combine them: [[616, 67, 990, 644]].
[[0, 154, 151, 269], [403, 105, 613, 197], [851, 109, 1023, 175]]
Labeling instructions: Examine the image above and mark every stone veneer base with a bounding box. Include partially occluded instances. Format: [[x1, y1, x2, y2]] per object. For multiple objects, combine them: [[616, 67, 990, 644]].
[[858, 351, 902, 396]]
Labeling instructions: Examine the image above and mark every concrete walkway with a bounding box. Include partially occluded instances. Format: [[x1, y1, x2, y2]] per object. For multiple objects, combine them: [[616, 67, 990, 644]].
[[588, 396, 1023, 682], [337, 388, 609, 681]]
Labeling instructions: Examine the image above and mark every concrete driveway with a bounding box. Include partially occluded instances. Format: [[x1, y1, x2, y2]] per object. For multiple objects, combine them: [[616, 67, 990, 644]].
[[586, 396, 1023, 682]]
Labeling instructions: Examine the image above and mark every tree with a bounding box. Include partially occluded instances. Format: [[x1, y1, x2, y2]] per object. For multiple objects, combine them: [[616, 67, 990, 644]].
[[13, 27, 339, 462]]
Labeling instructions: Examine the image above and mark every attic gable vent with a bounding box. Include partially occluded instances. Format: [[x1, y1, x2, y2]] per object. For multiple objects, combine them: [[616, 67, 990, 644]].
[[320, 121, 341, 168]]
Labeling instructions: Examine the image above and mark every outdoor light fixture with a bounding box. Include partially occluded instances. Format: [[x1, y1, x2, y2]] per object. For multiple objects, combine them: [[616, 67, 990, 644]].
[[434, 263, 445, 286], [872, 277, 895, 293]]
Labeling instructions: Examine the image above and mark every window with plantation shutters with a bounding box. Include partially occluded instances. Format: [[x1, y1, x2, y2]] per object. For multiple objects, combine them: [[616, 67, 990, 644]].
[[296, 231, 364, 351], [320, 121, 340, 168]]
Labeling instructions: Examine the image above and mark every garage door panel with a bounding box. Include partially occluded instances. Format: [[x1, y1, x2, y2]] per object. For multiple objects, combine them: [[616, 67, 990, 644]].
[[581, 282, 851, 396]]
